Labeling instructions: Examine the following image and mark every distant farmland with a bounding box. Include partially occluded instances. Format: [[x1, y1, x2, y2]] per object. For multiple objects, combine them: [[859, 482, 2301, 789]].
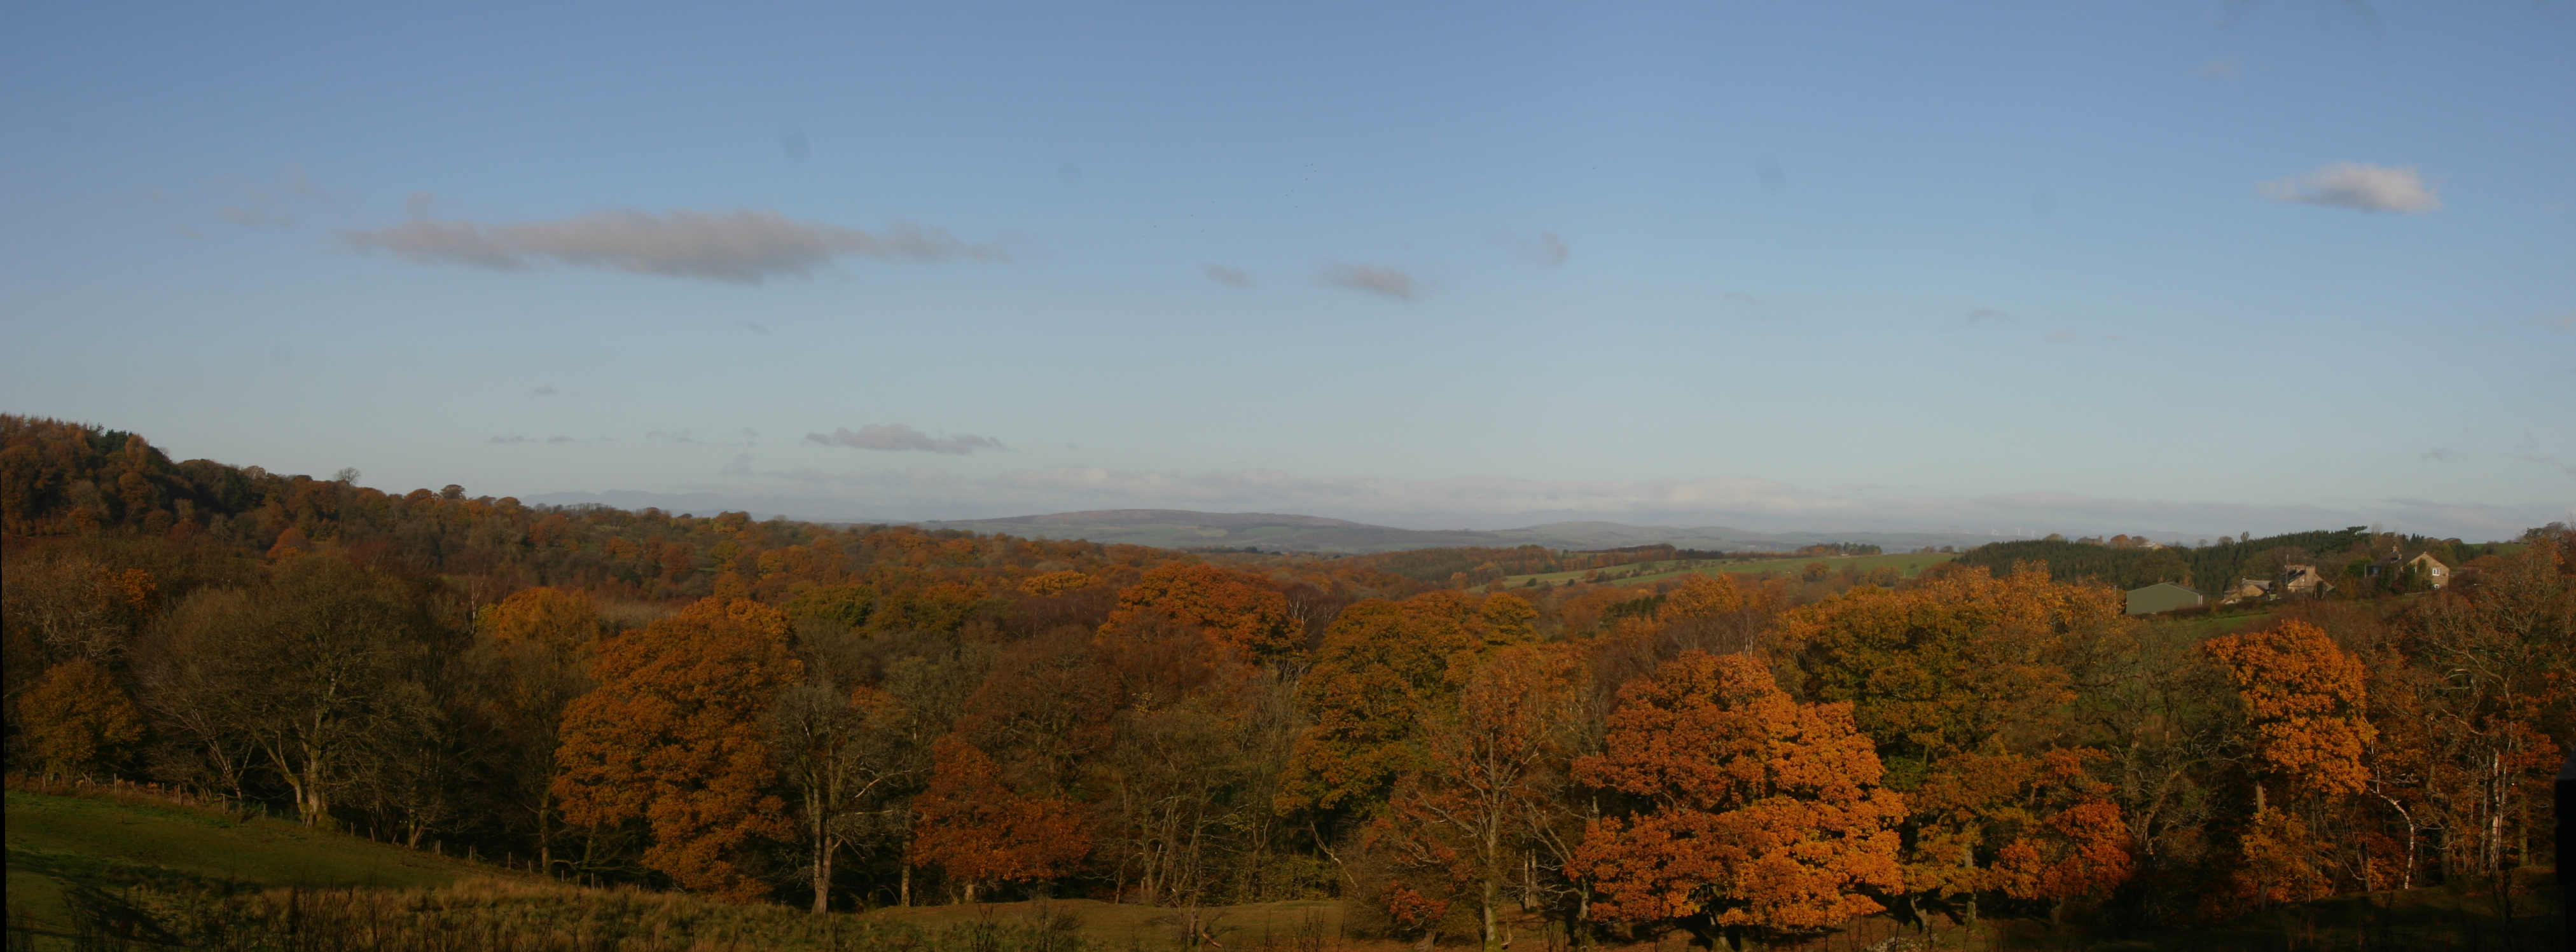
[[1479, 550, 1956, 590]]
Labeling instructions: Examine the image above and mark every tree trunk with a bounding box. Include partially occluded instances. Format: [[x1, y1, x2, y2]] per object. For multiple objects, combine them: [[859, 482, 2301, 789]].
[[301, 747, 331, 828], [812, 834, 833, 914], [1481, 877, 1498, 950], [900, 862, 912, 907]]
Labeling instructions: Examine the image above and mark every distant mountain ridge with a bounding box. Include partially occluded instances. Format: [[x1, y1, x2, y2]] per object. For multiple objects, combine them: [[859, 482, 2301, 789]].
[[521, 495, 2030, 554], [518, 494, 2030, 553], [925, 509, 2022, 553]]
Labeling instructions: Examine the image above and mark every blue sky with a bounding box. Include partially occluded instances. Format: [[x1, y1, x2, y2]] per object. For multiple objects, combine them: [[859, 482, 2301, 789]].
[[4, 1, 2570, 539]]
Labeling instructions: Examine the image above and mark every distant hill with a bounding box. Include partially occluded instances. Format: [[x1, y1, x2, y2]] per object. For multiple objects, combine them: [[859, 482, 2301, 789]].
[[913, 509, 2019, 554]]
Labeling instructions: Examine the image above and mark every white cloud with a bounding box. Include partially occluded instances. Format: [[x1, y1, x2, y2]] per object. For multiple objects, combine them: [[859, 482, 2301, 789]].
[[2259, 162, 2442, 214], [1203, 263, 1252, 287], [339, 208, 1009, 283], [806, 424, 1004, 455], [1319, 262, 1416, 300]]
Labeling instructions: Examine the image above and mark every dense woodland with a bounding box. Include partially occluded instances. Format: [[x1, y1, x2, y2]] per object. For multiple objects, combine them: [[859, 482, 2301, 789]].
[[4, 414, 2569, 949], [1955, 529, 2516, 594]]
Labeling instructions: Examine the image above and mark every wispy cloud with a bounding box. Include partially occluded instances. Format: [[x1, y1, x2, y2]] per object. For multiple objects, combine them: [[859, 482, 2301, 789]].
[[1964, 308, 2014, 325], [218, 207, 294, 228], [214, 165, 330, 228], [2260, 162, 2442, 214], [2196, 59, 2240, 79], [339, 207, 1009, 283], [2536, 311, 2576, 331], [530, 385, 559, 396], [1203, 263, 1253, 287], [806, 424, 1004, 455], [1319, 262, 1416, 300], [1499, 230, 1569, 266]]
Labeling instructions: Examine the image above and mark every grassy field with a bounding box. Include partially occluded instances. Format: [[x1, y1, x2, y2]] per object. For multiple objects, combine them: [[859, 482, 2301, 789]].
[[1482, 551, 1957, 591], [6, 778, 2559, 950], [5, 781, 498, 945], [869, 897, 1354, 949]]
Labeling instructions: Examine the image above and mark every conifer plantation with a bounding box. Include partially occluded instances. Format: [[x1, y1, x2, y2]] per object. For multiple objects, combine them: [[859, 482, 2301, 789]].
[[4, 414, 2568, 949]]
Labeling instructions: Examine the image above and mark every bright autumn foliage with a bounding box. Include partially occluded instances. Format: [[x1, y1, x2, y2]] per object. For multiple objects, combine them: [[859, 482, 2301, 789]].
[[1661, 572, 1748, 621], [1980, 750, 2134, 912], [1774, 565, 2120, 778], [2203, 621, 2374, 797], [1572, 651, 1905, 946], [1372, 644, 1582, 948], [479, 586, 603, 655], [553, 597, 803, 901], [1018, 569, 1093, 596], [1772, 565, 2126, 917], [1278, 591, 1525, 815], [1099, 563, 1298, 657], [910, 735, 1091, 900]]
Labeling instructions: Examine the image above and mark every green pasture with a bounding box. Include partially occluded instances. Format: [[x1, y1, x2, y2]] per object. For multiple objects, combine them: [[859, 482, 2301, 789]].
[[4, 787, 495, 942], [1483, 551, 1957, 591]]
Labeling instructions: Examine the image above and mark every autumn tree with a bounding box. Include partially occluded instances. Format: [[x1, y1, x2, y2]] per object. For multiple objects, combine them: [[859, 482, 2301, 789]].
[[1372, 644, 1584, 949], [555, 597, 803, 901], [1100, 562, 1298, 658], [1280, 591, 1524, 818], [1572, 651, 1905, 950], [766, 681, 914, 912], [3, 555, 155, 665], [909, 735, 1091, 901], [140, 556, 440, 828], [19, 659, 146, 778], [2203, 620, 2376, 906], [1775, 565, 2126, 925], [1090, 607, 1275, 906], [1977, 750, 2135, 923], [2205, 621, 2374, 798], [467, 586, 603, 876]]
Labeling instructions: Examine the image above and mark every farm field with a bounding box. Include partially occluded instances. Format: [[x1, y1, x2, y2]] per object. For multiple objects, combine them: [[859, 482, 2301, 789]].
[[1483, 551, 1957, 591]]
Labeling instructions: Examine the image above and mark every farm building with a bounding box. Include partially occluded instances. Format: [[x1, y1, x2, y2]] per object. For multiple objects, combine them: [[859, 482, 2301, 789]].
[[2125, 581, 2205, 616]]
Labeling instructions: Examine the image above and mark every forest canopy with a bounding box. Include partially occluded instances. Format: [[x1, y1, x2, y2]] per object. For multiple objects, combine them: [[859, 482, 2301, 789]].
[[4, 414, 2568, 948]]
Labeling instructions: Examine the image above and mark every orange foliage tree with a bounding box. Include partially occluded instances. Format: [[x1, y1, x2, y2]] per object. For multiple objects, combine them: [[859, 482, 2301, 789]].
[[2204, 620, 2374, 799], [18, 659, 146, 778], [2203, 619, 2374, 906], [553, 597, 802, 901], [1977, 750, 2135, 921], [910, 735, 1091, 901], [481, 586, 604, 654], [1278, 591, 1526, 817], [1773, 565, 2127, 923], [1099, 562, 1298, 658], [1371, 644, 1583, 948], [1572, 651, 1905, 950]]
